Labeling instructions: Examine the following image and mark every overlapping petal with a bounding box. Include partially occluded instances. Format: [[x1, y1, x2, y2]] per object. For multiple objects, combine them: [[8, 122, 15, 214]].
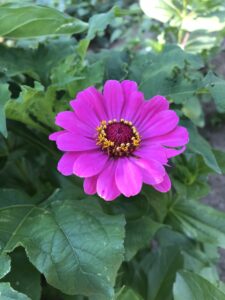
[[103, 80, 125, 120], [73, 151, 108, 177], [57, 152, 79, 176], [84, 175, 98, 195], [153, 172, 171, 193], [97, 160, 120, 201], [56, 132, 97, 151], [115, 158, 143, 197]]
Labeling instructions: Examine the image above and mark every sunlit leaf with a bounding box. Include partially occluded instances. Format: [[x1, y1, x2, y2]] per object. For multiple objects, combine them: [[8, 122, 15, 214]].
[[0, 6, 88, 38]]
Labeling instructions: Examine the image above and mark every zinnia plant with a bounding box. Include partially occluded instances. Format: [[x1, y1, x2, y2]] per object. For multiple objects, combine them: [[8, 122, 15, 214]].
[[50, 80, 189, 201], [1, 2, 225, 299]]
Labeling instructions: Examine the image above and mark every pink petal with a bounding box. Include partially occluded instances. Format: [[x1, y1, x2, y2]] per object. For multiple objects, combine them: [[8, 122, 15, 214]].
[[121, 80, 138, 101], [153, 172, 171, 192], [57, 152, 79, 176], [55, 111, 78, 132], [146, 95, 169, 112], [49, 130, 66, 141], [96, 160, 120, 201], [142, 110, 179, 138], [135, 144, 168, 164], [84, 175, 98, 195], [137, 95, 169, 128], [103, 80, 125, 120], [71, 86, 107, 121], [73, 151, 108, 177], [56, 132, 97, 151], [122, 91, 145, 123], [55, 111, 93, 136], [115, 158, 143, 197], [70, 89, 102, 128], [165, 146, 186, 158], [133, 158, 165, 185], [149, 126, 189, 147]]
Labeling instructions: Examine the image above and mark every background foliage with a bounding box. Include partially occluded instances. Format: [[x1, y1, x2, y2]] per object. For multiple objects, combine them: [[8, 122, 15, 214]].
[[0, 0, 225, 299]]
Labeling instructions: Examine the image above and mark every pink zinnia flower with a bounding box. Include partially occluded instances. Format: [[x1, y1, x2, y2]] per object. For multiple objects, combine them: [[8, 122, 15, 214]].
[[49, 80, 189, 201]]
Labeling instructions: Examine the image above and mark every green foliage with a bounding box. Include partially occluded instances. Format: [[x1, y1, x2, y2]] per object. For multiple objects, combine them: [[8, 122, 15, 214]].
[[0, 282, 30, 300], [167, 199, 225, 247], [0, 5, 88, 38], [173, 271, 225, 300]]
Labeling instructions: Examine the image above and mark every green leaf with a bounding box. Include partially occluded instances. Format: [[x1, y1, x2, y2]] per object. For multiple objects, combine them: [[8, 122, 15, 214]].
[[173, 271, 225, 300], [5, 83, 57, 132], [131, 45, 203, 101], [109, 194, 164, 260], [0, 282, 30, 300], [0, 83, 10, 137], [0, 189, 31, 208], [185, 30, 217, 53], [185, 121, 221, 174], [3, 248, 41, 300], [125, 217, 164, 261], [0, 254, 11, 279], [121, 245, 183, 300], [182, 14, 225, 32], [213, 149, 225, 174], [0, 6, 88, 38], [182, 97, 204, 127], [140, 0, 182, 25], [116, 287, 143, 300], [0, 199, 125, 298], [203, 71, 225, 113], [144, 247, 183, 300], [87, 7, 115, 40], [168, 199, 225, 247], [0, 40, 76, 83], [90, 50, 129, 81]]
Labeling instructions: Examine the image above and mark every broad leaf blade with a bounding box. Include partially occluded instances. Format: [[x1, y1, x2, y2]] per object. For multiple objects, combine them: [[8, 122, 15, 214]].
[[0, 6, 88, 38], [173, 271, 225, 300], [0, 199, 125, 298], [168, 200, 225, 247], [0, 282, 30, 300]]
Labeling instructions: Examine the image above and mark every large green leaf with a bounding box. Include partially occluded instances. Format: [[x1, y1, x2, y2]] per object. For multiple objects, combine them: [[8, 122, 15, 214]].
[[185, 121, 221, 173], [0, 282, 30, 300], [167, 199, 225, 247], [0, 83, 10, 137], [0, 199, 125, 299], [0, 6, 88, 38], [203, 71, 225, 113], [173, 271, 225, 300]]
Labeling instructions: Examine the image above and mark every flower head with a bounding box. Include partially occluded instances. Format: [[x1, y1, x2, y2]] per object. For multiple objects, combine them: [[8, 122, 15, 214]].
[[49, 80, 189, 201]]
